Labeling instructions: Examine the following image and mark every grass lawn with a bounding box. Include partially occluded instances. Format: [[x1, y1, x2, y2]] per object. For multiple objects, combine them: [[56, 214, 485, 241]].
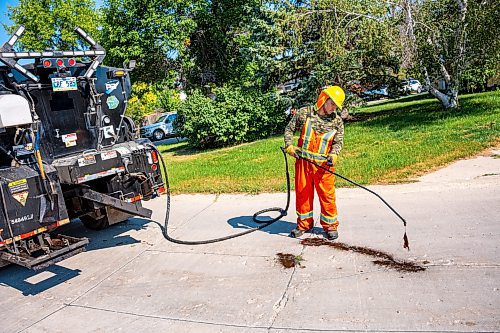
[[158, 91, 500, 193]]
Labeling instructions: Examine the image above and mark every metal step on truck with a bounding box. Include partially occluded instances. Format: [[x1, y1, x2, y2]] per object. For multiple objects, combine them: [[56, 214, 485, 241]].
[[0, 26, 164, 270]]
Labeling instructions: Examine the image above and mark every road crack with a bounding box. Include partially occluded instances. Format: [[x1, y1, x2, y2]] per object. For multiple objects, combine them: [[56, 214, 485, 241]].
[[267, 235, 310, 331]]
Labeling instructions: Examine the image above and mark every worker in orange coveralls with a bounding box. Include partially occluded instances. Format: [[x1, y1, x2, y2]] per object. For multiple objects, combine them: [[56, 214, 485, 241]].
[[284, 86, 345, 240]]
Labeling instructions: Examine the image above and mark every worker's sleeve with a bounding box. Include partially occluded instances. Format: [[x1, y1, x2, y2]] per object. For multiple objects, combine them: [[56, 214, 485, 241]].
[[329, 119, 344, 156], [284, 113, 300, 148]]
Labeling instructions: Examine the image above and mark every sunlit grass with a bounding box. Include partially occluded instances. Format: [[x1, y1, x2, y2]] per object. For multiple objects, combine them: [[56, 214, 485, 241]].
[[158, 91, 500, 193]]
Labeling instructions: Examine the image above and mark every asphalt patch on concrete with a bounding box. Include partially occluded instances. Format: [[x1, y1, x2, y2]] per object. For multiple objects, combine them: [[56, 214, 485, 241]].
[[276, 253, 304, 269], [301, 238, 426, 273]]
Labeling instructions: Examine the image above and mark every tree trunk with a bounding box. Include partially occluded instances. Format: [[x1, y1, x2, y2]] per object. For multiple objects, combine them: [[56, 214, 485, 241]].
[[423, 67, 459, 109], [427, 86, 458, 108], [431, 89, 458, 109], [399, 0, 467, 110]]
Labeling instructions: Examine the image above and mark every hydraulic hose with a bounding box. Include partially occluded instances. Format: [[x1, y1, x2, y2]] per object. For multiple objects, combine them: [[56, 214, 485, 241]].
[[150, 144, 409, 249], [148, 143, 291, 245], [293, 151, 409, 250]]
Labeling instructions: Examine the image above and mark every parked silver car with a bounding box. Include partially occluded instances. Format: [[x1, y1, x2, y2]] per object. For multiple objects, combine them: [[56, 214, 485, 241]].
[[140, 112, 178, 141], [401, 79, 423, 94]]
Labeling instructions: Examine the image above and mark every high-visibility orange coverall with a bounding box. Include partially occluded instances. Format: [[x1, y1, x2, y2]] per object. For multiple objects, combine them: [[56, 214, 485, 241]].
[[286, 106, 344, 232]]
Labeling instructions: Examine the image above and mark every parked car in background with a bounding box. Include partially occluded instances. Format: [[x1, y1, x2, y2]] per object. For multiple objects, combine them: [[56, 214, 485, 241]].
[[140, 112, 178, 141], [400, 79, 423, 94], [363, 85, 389, 100]]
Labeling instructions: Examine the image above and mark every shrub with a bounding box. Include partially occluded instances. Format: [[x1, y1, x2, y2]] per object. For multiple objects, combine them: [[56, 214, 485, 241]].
[[178, 85, 287, 148], [126, 82, 160, 124], [126, 82, 182, 125], [157, 87, 182, 113]]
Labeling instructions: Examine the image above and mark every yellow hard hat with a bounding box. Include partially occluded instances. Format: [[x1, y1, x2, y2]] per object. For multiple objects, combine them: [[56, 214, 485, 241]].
[[316, 86, 346, 110]]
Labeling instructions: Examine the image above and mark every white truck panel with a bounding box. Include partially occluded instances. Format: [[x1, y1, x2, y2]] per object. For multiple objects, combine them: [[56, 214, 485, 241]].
[[0, 94, 33, 128]]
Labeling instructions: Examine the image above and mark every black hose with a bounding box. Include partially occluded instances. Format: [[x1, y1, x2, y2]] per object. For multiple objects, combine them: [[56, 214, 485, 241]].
[[295, 154, 407, 227], [293, 151, 410, 250], [148, 144, 291, 245], [151, 144, 409, 249]]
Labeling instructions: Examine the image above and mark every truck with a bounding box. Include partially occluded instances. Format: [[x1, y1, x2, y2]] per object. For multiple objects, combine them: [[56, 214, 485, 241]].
[[0, 26, 165, 270]]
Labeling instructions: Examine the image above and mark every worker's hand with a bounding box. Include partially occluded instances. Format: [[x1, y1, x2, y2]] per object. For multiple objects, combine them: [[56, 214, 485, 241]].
[[285, 145, 297, 157], [326, 154, 338, 167]]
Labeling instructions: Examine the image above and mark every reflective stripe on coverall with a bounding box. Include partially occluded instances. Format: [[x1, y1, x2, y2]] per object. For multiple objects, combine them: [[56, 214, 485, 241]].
[[295, 107, 339, 232]]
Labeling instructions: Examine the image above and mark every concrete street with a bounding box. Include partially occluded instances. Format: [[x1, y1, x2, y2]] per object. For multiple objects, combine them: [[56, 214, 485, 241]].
[[1, 149, 499, 333]]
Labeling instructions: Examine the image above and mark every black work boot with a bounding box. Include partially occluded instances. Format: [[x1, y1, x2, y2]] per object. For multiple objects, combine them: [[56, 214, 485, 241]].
[[289, 228, 306, 238], [326, 230, 339, 241]]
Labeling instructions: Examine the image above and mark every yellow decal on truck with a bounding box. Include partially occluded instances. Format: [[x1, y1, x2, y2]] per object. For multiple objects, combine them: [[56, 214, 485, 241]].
[[8, 179, 29, 206]]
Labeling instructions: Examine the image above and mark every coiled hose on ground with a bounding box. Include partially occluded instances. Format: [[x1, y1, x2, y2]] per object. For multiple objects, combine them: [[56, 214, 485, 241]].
[[148, 144, 409, 249]]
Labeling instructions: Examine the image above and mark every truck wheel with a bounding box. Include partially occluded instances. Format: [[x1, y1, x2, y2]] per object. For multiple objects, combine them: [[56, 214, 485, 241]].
[[80, 215, 110, 230], [153, 129, 164, 141], [121, 119, 135, 141]]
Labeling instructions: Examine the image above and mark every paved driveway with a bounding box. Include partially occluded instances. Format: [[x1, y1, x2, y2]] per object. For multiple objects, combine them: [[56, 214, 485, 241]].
[[1, 150, 499, 333]]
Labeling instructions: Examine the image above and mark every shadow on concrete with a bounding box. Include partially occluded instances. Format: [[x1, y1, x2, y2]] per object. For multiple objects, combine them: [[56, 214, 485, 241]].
[[57, 217, 147, 251], [227, 215, 324, 236], [0, 217, 151, 296], [0, 264, 82, 296], [0, 212, 324, 295]]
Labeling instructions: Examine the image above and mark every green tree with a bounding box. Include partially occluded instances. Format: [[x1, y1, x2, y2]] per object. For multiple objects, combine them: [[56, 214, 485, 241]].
[[100, 0, 198, 83], [5, 0, 100, 50], [241, 3, 297, 90], [269, 0, 400, 109], [460, 0, 500, 92], [186, 0, 261, 87], [126, 82, 160, 125], [180, 0, 289, 148], [126, 81, 182, 125], [399, 0, 499, 108]]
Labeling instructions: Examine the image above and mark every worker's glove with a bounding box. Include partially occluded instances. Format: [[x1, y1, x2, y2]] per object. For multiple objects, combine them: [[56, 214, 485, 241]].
[[326, 154, 338, 167], [285, 145, 298, 157]]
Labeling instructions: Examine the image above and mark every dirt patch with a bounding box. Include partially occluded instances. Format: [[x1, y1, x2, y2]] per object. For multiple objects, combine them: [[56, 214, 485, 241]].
[[477, 140, 500, 157], [300, 238, 425, 273], [276, 253, 303, 269]]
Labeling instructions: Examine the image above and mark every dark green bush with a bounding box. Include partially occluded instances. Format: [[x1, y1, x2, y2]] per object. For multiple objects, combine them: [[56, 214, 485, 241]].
[[177, 85, 288, 148]]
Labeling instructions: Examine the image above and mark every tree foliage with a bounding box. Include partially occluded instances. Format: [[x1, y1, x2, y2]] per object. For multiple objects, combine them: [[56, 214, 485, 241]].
[[100, 0, 198, 83], [126, 81, 183, 124], [185, 0, 279, 89], [5, 0, 498, 139], [5, 0, 100, 50], [460, 0, 500, 92], [274, 1, 400, 112], [399, 0, 499, 108]]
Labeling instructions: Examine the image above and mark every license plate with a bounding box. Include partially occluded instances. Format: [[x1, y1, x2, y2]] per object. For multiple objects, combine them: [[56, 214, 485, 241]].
[[51, 77, 78, 92]]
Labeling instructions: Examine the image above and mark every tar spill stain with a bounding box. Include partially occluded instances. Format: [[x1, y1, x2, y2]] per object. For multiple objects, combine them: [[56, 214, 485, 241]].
[[300, 238, 425, 273], [276, 253, 300, 269]]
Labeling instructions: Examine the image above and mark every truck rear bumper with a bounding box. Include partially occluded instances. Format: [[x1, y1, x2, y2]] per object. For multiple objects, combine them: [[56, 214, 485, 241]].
[[0, 218, 70, 247], [1, 234, 88, 270]]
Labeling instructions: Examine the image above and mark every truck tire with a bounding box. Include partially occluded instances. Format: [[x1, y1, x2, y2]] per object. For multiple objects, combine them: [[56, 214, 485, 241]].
[[80, 214, 110, 230], [119, 116, 137, 141], [153, 129, 164, 141]]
